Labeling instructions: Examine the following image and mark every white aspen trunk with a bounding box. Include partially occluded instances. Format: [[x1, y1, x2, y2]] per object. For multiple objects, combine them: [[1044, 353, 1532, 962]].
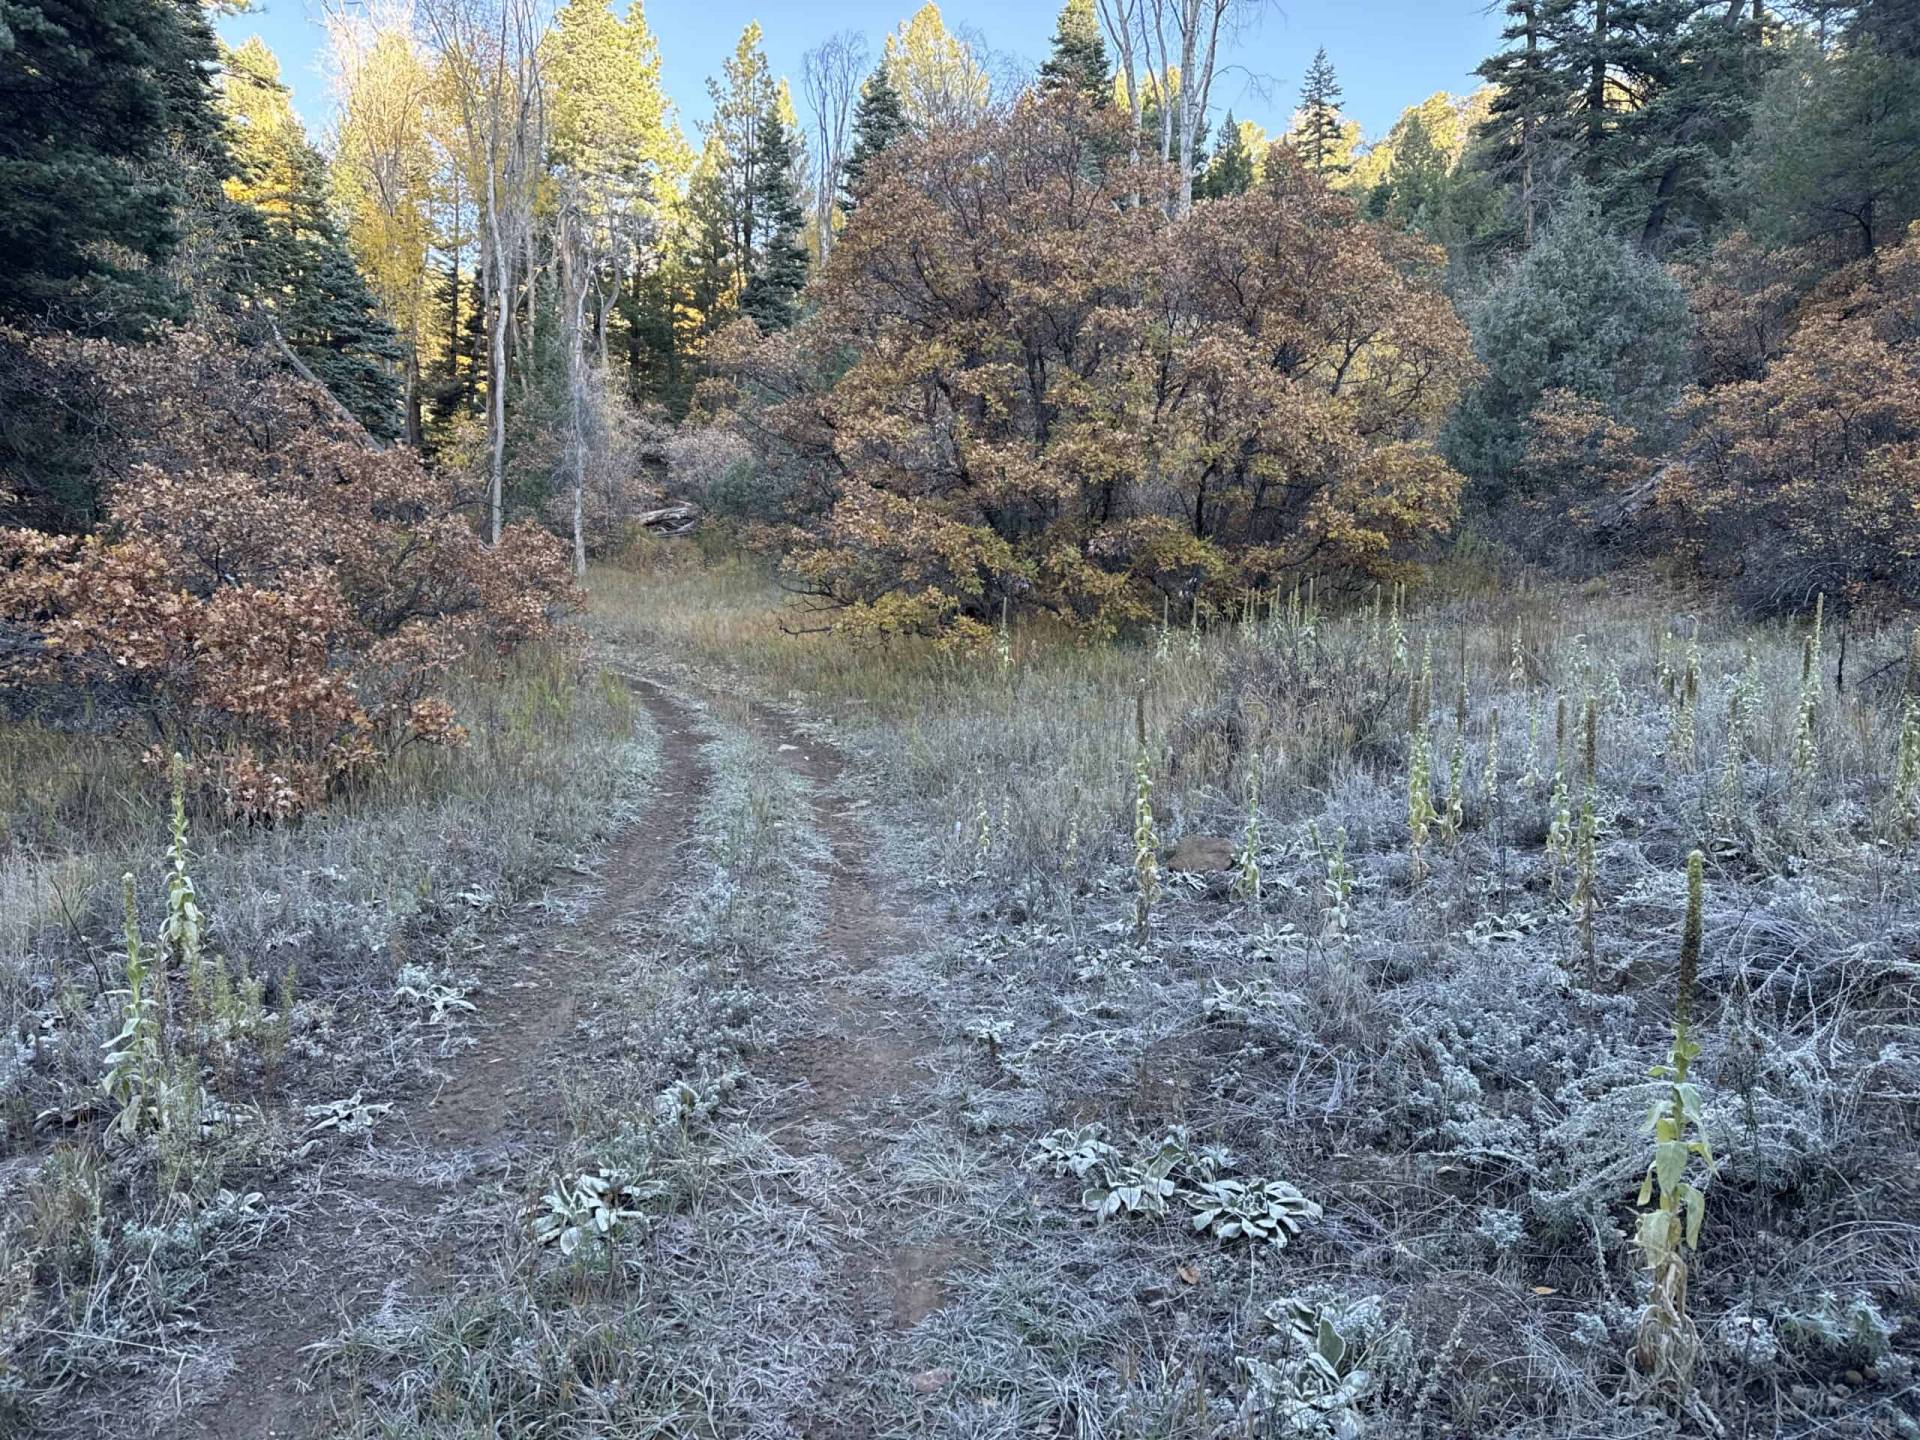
[[1098, 1, 1145, 202], [562, 211, 591, 578], [486, 167, 509, 546], [1175, 1, 1198, 215]]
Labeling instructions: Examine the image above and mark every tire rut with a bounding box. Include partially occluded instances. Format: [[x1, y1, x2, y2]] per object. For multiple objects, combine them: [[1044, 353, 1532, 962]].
[[744, 705, 968, 1432], [186, 680, 705, 1440]]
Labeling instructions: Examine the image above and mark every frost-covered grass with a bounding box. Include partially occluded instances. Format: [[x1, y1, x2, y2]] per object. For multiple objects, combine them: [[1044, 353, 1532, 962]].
[[0, 645, 651, 1434], [593, 551, 1920, 1438], [318, 705, 853, 1438]]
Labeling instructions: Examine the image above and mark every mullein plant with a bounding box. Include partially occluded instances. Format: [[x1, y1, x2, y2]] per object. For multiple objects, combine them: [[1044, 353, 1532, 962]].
[[1546, 695, 1573, 878], [164, 754, 210, 1027], [1409, 635, 1434, 735], [1132, 686, 1159, 943], [1311, 822, 1353, 944], [973, 770, 992, 873], [1521, 697, 1542, 797], [1570, 632, 1593, 698], [1633, 850, 1717, 1403], [1891, 629, 1920, 839], [1404, 633, 1438, 879], [1716, 680, 1747, 834], [1605, 662, 1630, 716], [1789, 594, 1825, 809], [1408, 726, 1436, 884], [1155, 593, 1173, 665], [102, 873, 174, 1143], [1668, 646, 1699, 772], [1232, 767, 1262, 904], [1572, 700, 1601, 985], [1482, 707, 1502, 820], [1442, 728, 1467, 845]]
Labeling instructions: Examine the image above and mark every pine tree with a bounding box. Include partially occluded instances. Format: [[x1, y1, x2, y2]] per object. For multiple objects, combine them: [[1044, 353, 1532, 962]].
[[680, 139, 738, 336], [1383, 113, 1451, 236], [1609, 0, 1776, 252], [841, 65, 910, 211], [1295, 49, 1349, 175], [706, 23, 778, 293], [1732, 33, 1920, 260], [1197, 112, 1256, 199], [0, 0, 229, 332], [1475, 0, 1577, 246], [218, 39, 403, 438], [426, 261, 484, 431], [740, 105, 809, 332], [1038, 0, 1110, 103]]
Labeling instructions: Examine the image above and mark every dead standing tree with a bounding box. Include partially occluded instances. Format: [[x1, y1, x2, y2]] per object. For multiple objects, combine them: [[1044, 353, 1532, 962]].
[[419, 0, 545, 546], [1099, 0, 1264, 215], [801, 31, 869, 262]]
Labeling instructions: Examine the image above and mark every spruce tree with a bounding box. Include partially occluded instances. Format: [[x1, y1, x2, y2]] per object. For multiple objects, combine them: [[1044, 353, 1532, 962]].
[[1295, 49, 1349, 175], [1197, 113, 1255, 199], [0, 0, 229, 332], [1038, 0, 1110, 103], [276, 239, 406, 438], [1383, 113, 1451, 236], [741, 104, 809, 332], [841, 65, 909, 211], [1475, 0, 1578, 246], [218, 39, 403, 438], [1444, 183, 1690, 499]]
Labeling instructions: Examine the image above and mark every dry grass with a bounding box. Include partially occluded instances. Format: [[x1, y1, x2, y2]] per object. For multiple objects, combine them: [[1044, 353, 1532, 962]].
[[584, 546, 1920, 1438], [0, 642, 649, 1432]]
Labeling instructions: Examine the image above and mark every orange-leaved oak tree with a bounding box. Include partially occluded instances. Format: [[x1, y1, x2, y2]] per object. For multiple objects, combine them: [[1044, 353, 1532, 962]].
[[1664, 224, 1920, 613], [0, 328, 578, 817], [706, 95, 1478, 641]]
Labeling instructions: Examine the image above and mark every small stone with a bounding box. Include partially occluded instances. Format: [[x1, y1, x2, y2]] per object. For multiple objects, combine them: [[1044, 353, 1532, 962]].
[[1843, 1369, 1865, 1387], [1166, 835, 1236, 872], [910, 1367, 954, 1395]]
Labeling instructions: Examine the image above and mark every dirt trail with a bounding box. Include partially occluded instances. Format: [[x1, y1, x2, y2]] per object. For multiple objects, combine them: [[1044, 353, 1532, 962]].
[[748, 707, 962, 1354], [190, 680, 705, 1440], [182, 680, 957, 1439]]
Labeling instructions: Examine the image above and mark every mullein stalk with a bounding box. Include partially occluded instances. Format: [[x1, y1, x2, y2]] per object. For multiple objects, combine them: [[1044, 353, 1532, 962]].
[[1633, 850, 1716, 1398], [1232, 766, 1261, 904], [1891, 628, 1920, 838], [1789, 595, 1825, 808], [1132, 686, 1159, 943]]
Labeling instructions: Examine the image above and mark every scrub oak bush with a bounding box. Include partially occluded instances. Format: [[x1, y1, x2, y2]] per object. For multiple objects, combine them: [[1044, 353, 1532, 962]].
[[0, 329, 578, 817], [1665, 225, 1920, 612], [708, 95, 1478, 641]]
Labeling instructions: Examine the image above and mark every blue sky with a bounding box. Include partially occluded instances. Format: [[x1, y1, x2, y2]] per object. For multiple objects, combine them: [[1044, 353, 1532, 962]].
[[219, 0, 1503, 150]]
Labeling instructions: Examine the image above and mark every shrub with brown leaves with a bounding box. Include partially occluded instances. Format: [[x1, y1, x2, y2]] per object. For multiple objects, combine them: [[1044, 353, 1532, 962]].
[[1665, 224, 1920, 613], [0, 328, 579, 816], [708, 97, 1477, 641]]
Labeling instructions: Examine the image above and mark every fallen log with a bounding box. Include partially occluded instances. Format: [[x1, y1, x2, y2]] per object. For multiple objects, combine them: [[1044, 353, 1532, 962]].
[[636, 502, 701, 536]]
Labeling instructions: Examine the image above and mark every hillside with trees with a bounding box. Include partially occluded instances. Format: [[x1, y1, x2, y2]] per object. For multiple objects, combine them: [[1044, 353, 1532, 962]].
[[1, 2, 1918, 1436]]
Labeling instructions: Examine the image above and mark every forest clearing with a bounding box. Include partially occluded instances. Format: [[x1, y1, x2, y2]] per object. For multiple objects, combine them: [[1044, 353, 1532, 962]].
[[3, 0, 1919, 1435]]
